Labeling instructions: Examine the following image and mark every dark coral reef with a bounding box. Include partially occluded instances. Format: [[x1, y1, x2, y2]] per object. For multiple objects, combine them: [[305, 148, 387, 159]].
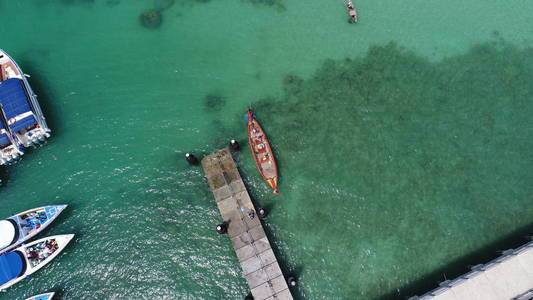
[[241, 41, 533, 298], [204, 94, 226, 112]]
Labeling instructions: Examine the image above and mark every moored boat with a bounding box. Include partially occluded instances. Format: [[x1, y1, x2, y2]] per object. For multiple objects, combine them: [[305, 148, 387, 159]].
[[345, 0, 358, 23], [0, 234, 74, 291], [0, 205, 67, 254], [0, 49, 51, 165], [25, 292, 56, 300], [246, 108, 279, 195]]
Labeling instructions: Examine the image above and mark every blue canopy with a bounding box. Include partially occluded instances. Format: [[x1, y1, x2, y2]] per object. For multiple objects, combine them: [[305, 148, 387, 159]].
[[0, 251, 25, 285], [0, 78, 36, 132], [0, 119, 8, 145]]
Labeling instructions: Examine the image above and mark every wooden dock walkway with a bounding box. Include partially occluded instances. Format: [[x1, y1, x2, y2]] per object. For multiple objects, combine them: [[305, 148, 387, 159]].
[[201, 148, 293, 300]]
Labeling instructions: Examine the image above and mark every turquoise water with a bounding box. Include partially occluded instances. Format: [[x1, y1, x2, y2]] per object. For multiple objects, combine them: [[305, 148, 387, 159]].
[[1, 0, 533, 299]]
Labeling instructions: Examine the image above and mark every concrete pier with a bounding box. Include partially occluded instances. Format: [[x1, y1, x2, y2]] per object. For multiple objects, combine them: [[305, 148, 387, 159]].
[[410, 240, 533, 300], [202, 148, 293, 300]]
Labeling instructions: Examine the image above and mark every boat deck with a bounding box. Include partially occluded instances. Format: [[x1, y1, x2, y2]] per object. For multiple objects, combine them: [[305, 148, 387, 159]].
[[201, 148, 293, 300]]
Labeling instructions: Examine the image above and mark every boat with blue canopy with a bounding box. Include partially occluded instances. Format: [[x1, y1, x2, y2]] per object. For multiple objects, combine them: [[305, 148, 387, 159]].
[[25, 292, 56, 300], [0, 234, 74, 291], [0, 49, 51, 165], [0, 205, 67, 254]]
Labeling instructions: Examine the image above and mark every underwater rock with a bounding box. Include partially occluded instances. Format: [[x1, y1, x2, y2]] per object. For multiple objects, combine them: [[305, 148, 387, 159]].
[[62, 0, 95, 3], [154, 0, 175, 10], [243, 0, 286, 12], [230, 39, 533, 300], [106, 0, 120, 7], [204, 94, 226, 112], [249, 41, 533, 181], [140, 9, 163, 29]]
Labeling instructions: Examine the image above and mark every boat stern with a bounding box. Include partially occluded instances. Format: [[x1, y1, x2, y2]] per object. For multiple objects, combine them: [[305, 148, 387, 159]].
[[267, 178, 279, 195], [17, 126, 51, 148], [0, 144, 24, 165]]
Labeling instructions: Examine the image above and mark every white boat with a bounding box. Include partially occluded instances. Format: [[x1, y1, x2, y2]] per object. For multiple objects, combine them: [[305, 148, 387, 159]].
[[25, 292, 56, 300], [0, 205, 67, 254], [345, 0, 358, 23], [0, 49, 51, 165], [0, 234, 74, 291]]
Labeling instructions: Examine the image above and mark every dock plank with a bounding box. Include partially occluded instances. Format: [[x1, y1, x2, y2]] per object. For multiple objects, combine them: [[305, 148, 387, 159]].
[[202, 148, 293, 300]]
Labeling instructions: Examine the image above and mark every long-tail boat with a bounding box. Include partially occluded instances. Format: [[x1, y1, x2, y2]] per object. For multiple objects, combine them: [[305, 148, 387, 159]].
[[345, 0, 358, 23], [246, 108, 279, 195]]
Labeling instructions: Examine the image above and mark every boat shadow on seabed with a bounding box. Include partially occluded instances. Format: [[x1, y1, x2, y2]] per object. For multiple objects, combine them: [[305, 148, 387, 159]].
[[0, 60, 60, 186], [19, 62, 59, 134], [0, 165, 7, 186]]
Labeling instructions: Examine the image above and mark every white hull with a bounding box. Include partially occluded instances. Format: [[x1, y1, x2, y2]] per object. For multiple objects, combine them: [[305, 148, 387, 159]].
[[0, 205, 68, 254], [0, 234, 74, 291], [25, 292, 55, 300], [0, 49, 51, 165]]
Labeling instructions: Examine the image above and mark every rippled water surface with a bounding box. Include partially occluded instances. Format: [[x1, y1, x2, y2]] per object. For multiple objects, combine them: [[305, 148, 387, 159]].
[[1, 0, 533, 299]]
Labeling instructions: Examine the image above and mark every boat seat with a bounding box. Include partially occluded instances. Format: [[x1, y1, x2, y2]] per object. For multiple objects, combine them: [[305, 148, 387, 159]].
[[256, 144, 266, 153]]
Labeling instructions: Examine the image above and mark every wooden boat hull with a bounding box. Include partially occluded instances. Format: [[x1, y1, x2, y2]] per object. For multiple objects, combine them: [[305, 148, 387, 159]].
[[247, 109, 279, 194]]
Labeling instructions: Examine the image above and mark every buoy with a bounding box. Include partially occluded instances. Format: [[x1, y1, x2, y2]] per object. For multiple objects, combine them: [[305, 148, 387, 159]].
[[216, 223, 228, 234], [244, 292, 254, 300], [287, 276, 297, 288], [257, 207, 268, 219], [230, 139, 240, 152], [185, 153, 199, 166]]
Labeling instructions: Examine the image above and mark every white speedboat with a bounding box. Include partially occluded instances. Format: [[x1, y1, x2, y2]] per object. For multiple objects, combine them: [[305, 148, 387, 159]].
[[0, 234, 74, 291], [0, 205, 67, 254], [0, 49, 51, 165], [25, 292, 56, 300]]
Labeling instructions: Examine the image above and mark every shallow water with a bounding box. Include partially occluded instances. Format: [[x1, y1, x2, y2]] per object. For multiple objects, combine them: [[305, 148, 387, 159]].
[[1, 0, 533, 299]]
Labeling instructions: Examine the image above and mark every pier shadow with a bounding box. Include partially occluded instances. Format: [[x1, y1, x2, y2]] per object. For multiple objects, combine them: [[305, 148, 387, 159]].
[[379, 222, 533, 300], [236, 169, 304, 300], [259, 210, 305, 300]]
